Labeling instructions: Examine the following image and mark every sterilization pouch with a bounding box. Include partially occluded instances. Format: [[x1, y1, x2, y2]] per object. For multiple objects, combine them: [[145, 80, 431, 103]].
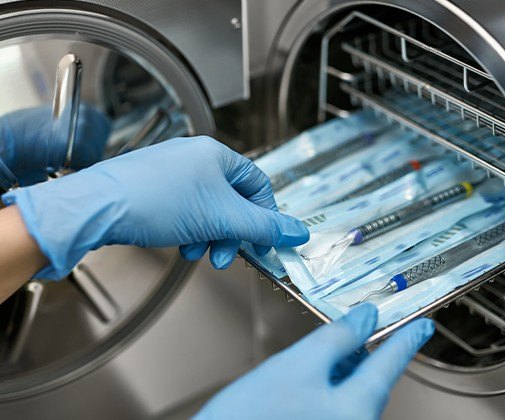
[[239, 106, 505, 341], [277, 159, 491, 299], [254, 110, 389, 177], [317, 203, 505, 309], [316, 234, 505, 330], [275, 128, 440, 217]]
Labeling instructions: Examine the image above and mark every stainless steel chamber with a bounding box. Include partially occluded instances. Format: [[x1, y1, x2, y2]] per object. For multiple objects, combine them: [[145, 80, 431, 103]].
[[246, 0, 505, 416]]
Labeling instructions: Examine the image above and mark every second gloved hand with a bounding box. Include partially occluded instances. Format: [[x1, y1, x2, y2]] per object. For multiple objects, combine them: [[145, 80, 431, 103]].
[[3, 137, 309, 280], [0, 104, 111, 186], [195, 304, 435, 420]]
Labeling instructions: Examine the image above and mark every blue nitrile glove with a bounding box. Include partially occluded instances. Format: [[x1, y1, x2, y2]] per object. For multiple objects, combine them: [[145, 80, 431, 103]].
[[0, 104, 111, 186], [2, 136, 309, 280], [195, 304, 435, 420]]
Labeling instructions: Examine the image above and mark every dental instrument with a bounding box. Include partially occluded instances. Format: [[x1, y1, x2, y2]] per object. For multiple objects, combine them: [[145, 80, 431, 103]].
[[301, 180, 481, 261], [328, 158, 435, 205], [357, 221, 505, 303], [269, 127, 392, 192], [349, 180, 482, 245]]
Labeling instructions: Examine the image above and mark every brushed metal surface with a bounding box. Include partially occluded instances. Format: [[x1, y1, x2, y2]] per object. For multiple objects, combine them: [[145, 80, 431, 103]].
[[385, 372, 505, 420], [0, 259, 260, 419], [265, 0, 505, 140], [246, 0, 299, 77], [0, 0, 247, 108]]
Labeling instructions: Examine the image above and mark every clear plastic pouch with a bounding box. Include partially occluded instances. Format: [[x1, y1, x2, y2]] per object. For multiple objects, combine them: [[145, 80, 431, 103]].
[[255, 110, 389, 177], [276, 128, 439, 217], [277, 158, 493, 299], [316, 237, 505, 330]]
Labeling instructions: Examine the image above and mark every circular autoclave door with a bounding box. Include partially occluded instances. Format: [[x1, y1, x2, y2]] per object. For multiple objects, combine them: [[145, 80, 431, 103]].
[[0, 9, 214, 400]]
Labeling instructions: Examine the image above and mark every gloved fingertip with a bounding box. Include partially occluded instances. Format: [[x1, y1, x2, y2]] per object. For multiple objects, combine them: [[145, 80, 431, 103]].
[[179, 243, 209, 261], [275, 216, 310, 248], [211, 250, 236, 270], [253, 244, 271, 257], [179, 248, 200, 261], [410, 318, 435, 342], [345, 303, 378, 338]]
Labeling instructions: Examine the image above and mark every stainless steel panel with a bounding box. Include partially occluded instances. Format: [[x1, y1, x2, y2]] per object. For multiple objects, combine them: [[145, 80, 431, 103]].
[[385, 372, 505, 420], [0, 0, 247, 108], [265, 0, 505, 140], [246, 0, 299, 77]]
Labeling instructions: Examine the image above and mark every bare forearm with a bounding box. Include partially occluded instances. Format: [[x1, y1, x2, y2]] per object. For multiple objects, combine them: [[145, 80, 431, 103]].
[[0, 206, 47, 303]]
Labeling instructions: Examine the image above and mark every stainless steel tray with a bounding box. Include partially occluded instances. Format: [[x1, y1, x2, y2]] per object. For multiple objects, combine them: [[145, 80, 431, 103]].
[[240, 249, 505, 344]]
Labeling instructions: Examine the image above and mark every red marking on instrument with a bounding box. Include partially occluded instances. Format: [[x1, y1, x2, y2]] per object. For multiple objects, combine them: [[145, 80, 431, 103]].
[[409, 160, 422, 171]]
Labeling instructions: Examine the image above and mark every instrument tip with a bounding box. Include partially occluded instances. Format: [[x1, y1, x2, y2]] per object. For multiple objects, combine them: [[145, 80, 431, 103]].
[[354, 283, 392, 306]]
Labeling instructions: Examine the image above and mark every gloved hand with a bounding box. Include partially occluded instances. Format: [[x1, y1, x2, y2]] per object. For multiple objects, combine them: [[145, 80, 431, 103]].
[[195, 304, 435, 420], [0, 104, 111, 186], [2, 136, 309, 280]]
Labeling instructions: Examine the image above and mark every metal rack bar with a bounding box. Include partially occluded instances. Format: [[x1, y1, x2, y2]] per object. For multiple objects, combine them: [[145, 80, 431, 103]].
[[240, 252, 505, 345], [403, 53, 505, 113], [389, 92, 505, 171], [339, 42, 505, 135], [461, 295, 505, 332], [479, 283, 505, 301], [318, 11, 498, 122], [405, 98, 505, 171], [434, 320, 505, 356], [238, 251, 332, 324], [348, 13, 489, 79], [456, 274, 505, 331], [340, 33, 505, 126], [340, 82, 505, 179]]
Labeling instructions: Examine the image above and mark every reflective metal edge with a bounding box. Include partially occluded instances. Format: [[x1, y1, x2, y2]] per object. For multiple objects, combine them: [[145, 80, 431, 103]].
[[0, 0, 247, 108], [340, 82, 505, 180], [238, 250, 505, 346], [237, 250, 331, 324]]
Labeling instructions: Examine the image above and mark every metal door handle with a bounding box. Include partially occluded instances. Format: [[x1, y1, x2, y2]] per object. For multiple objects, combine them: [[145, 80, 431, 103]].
[[51, 54, 83, 170]]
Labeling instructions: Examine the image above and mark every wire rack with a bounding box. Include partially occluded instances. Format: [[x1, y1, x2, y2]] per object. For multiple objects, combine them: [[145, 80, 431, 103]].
[[433, 319, 505, 357], [243, 11, 505, 346], [341, 81, 505, 179], [320, 11, 505, 181], [462, 277, 505, 332], [307, 11, 505, 346], [426, 277, 505, 358]]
